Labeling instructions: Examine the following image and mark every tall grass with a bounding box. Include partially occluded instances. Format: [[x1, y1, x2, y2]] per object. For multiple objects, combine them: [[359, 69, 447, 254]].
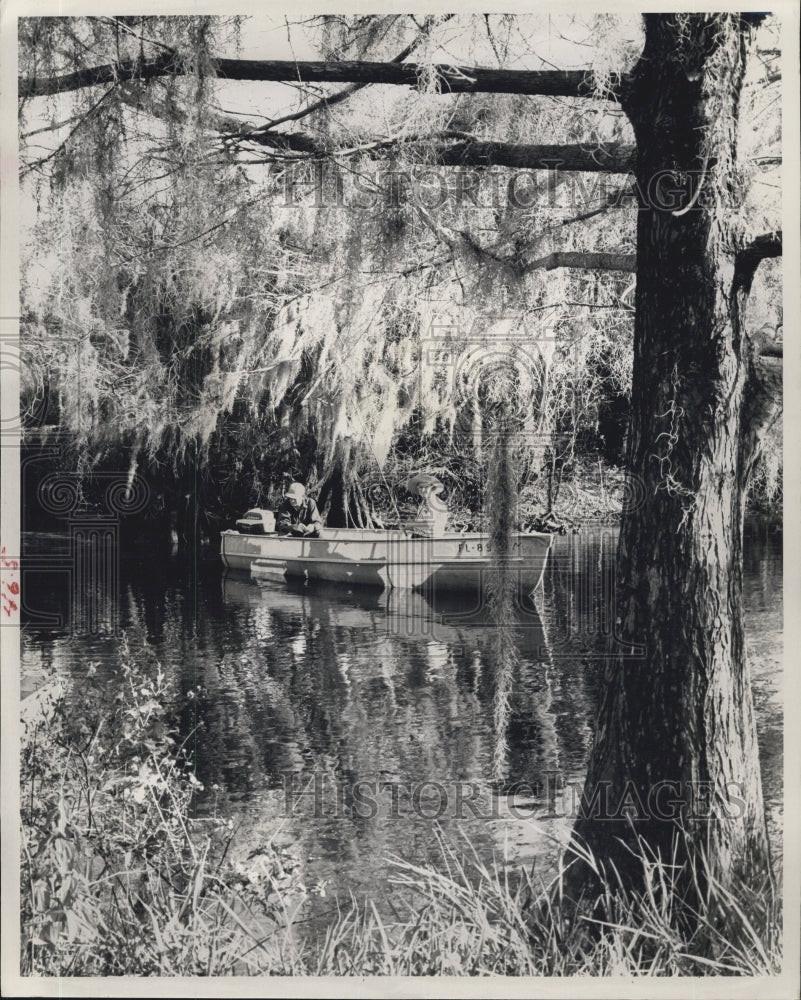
[[21, 637, 781, 977], [20, 637, 303, 975], [291, 828, 781, 977]]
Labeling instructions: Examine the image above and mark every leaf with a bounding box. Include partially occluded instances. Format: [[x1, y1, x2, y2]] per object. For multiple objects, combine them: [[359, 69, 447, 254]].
[[65, 910, 82, 942], [41, 920, 61, 945], [32, 883, 51, 912], [130, 783, 148, 805], [102, 776, 131, 792]]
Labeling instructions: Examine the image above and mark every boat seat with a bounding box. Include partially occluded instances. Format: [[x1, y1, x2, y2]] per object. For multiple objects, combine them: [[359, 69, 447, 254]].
[[405, 511, 448, 538]]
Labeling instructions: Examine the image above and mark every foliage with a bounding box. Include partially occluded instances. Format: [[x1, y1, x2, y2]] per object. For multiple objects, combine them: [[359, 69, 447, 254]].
[[18, 15, 636, 512], [313, 830, 780, 976], [20, 634, 303, 975], [18, 14, 781, 522]]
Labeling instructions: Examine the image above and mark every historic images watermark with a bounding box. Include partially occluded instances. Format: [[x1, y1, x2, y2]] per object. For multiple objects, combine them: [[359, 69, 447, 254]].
[[10, 462, 152, 634], [281, 772, 748, 823], [272, 160, 750, 216], [4, 310, 170, 634]]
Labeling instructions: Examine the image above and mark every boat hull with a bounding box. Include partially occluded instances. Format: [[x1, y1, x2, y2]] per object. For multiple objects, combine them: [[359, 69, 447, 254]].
[[220, 528, 551, 593]]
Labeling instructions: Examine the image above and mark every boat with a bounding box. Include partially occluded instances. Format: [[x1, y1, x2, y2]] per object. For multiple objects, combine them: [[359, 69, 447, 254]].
[[221, 475, 551, 594], [220, 526, 552, 594]]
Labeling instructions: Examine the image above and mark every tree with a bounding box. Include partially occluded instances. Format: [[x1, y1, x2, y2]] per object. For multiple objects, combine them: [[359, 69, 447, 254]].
[[17, 12, 783, 892], [570, 13, 781, 892]]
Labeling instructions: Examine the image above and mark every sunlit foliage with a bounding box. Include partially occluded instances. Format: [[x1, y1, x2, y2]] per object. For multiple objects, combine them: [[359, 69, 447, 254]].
[[18, 14, 781, 517]]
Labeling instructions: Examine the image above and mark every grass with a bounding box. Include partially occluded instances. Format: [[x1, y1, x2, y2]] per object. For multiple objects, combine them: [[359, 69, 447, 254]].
[[20, 637, 782, 978], [20, 636, 301, 976], [286, 829, 781, 977]]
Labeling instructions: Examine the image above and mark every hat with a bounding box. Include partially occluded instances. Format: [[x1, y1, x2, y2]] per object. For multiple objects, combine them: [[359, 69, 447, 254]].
[[285, 482, 306, 500]]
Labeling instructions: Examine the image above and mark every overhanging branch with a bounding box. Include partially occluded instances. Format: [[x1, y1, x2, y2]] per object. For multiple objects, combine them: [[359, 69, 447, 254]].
[[114, 83, 636, 174], [238, 132, 636, 173], [432, 141, 633, 173], [737, 231, 782, 267], [230, 14, 456, 139], [20, 55, 604, 100], [109, 80, 632, 179]]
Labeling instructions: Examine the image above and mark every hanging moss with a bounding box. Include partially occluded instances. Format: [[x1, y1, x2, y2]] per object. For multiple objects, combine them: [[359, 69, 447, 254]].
[[19, 14, 779, 527]]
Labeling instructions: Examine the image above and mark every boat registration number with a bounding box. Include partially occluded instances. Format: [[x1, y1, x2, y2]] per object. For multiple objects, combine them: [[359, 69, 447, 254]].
[[458, 541, 488, 554], [457, 541, 520, 555]]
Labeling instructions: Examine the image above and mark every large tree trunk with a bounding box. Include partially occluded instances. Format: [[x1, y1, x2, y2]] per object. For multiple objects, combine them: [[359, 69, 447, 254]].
[[571, 14, 771, 893], [315, 439, 352, 528]]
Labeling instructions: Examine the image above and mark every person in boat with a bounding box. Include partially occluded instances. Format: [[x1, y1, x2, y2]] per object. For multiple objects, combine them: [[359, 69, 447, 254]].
[[405, 474, 449, 537], [276, 482, 323, 537]]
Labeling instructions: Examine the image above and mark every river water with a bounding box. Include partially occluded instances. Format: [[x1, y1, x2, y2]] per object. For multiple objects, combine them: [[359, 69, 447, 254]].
[[20, 525, 783, 928]]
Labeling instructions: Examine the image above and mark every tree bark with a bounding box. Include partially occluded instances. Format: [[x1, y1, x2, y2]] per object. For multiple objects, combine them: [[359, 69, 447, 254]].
[[315, 437, 375, 528], [571, 14, 772, 895]]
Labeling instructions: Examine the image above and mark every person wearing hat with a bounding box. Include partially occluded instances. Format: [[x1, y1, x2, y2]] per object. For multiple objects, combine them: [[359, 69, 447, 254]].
[[276, 482, 323, 537]]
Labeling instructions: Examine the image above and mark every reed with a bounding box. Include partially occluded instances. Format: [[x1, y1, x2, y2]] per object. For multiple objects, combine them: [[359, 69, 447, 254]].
[[301, 829, 781, 976]]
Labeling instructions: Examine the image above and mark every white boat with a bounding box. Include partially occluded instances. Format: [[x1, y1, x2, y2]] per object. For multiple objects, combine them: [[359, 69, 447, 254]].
[[220, 527, 552, 594]]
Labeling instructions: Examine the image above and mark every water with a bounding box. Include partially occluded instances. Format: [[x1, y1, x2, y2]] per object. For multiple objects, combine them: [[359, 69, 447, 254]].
[[20, 525, 783, 927]]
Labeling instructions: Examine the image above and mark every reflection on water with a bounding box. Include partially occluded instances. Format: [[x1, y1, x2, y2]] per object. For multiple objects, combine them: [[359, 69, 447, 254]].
[[20, 526, 783, 925], [196, 575, 585, 916]]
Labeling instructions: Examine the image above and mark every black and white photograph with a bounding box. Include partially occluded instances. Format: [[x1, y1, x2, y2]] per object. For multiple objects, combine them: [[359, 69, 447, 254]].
[[1, 3, 799, 996]]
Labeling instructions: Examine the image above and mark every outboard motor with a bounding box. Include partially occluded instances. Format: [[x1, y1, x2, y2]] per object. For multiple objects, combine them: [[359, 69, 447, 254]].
[[235, 509, 276, 535]]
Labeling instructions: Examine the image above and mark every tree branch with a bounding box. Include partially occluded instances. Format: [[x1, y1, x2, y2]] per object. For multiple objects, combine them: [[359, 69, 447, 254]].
[[238, 133, 635, 173], [734, 231, 782, 291], [522, 251, 636, 273], [21, 55, 602, 101], [234, 13, 456, 140], [114, 79, 635, 176], [20, 84, 119, 178], [432, 141, 633, 173], [737, 231, 782, 266], [114, 80, 634, 175], [93, 59, 630, 182], [559, 188, 633, 225]]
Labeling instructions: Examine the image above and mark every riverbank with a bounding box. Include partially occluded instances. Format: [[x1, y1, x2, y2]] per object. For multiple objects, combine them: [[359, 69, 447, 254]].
[[20, 634, 781, 977], [19, 439, 780, 549], [403, 454, 781, 534]]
